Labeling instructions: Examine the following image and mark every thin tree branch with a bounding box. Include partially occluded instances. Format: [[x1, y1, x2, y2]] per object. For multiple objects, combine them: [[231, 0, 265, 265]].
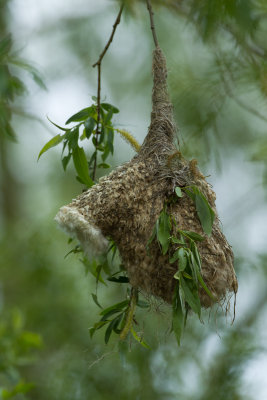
[[91, 4, 124, 181], [146, 0, 159, 47], [92, 4, 124, 68]]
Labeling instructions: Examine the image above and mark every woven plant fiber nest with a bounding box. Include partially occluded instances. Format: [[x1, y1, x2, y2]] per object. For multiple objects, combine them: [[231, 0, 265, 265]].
[[55, 47, 238, 308]]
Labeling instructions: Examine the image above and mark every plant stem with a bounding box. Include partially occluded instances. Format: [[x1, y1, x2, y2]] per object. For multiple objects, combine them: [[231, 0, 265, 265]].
[[146, 0, 159, 47], [92, 4, 124, 181]]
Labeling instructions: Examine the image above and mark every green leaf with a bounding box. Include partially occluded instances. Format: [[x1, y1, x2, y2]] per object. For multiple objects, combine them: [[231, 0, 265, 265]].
[[107, 128, 114, 154], [182, 272, 193, 280], [62, 153, 71, 171], [177, 247, 187, 271], [172, 286, 184, 346], [171, 237, 185, 245], [19, 331, 43, 348], [101, 308, 122, 321], [180, 275, 201, 317], [0, 34, 12, 58], [146, 224, 157, 249], [100, 300, 129, 316], [157, 209, 171, 255], [2, 381, 35, 398], [91, 293, 102, 309], [101, 103, 119, 114], [89, 320, 108, 338], [195, 193, 215, 236], [188, 251, 198, 284], [105, 315, 122, 344], [170, 250, 179, 264], [180, 230, 204, 242], [72, 146, 94, 187], [175, 187, 183, 197], [131, 327, 151, 349], [98, 163, 110, 169], [66, 107, 93, 124], [192, 242, 202, 270], [84, 117, 95, 138], [196, 269, 216, 301], [38, 134, 64, 160], [47, 116, 70, 132], [185, 186, 215, 236], [65, 127, 79, 150], [107, 276, 129, 283], [174, 270, 181, 280]]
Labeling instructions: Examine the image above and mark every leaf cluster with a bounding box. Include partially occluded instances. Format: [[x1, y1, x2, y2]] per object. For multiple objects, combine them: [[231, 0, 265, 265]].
[[0, 34, 45, 141], [0, 309, 42, 398], [38, 98, 120, 186], [147, 185, 216, 345], [67, 239, 150, 348]]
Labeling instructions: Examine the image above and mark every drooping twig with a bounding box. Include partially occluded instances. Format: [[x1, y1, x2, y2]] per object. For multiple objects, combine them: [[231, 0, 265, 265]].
[[92, 4, 124, 180], [146, 0, 159, 47]]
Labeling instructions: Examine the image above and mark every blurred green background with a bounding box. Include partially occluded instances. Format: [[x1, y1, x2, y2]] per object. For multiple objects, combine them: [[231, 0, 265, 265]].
[[1, 0, 267, 399]]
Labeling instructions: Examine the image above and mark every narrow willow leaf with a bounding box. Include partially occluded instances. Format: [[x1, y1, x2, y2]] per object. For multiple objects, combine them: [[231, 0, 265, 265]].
[[196, 269, 216, 301], [131, 328, 151, 349], [47, 116, 70, 132], [170, 250, 179, 264], [171, 237, 185, 245], [66, 128, 79, 150], [146, 224, 157, 249], [84, 117, 95, 138], [177, 247, 187, 271], [101, 103, 119, 114], [188, 252, 198, 284], [175, 187, 183, 197], [185, 185, 215, 236], [174, 270, 180, 280], [113, 313, 124, 334], [107, 276, 129, 283], [195, 194, 213, 236], [105, 317, 118, 344], [62, 153, 71, 171], [91, 293, 102, 309], [172, 286, 184, 346], [100, 309, 122, 322], [72, 146, 94, 187], [192, 242, 202, 271], [89, 320, 108, 338], [180, 230, 204, 242], [97, 163, 110, 169], [38, 134, 64, 160], [0, 34, 12, 57], [157, 210, 171, 255], [180, 275, 201, 317], [107, 128, 114, 154], [66, 107, 93, 124], [182, 271, 193, 279], [100, 300, 129, 316]]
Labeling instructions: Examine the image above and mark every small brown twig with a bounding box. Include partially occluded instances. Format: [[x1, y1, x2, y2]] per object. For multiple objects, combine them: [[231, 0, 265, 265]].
[[92, 4, 124, 180], [146, 0, 159, 47]]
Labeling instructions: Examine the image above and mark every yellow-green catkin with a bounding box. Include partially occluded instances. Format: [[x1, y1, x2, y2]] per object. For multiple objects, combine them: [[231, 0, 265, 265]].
[[115, 129, 141, 152]]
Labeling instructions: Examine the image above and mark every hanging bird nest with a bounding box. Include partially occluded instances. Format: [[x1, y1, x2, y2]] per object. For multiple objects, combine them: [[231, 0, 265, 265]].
[[55, 47, 238, 308]]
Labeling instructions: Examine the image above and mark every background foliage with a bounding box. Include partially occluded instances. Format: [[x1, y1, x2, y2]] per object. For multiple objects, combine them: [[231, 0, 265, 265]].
[[0, 0, 267, 399]]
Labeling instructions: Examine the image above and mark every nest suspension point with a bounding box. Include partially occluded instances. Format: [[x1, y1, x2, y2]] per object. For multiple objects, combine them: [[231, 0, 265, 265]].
[[55, 46, 238, 308]]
